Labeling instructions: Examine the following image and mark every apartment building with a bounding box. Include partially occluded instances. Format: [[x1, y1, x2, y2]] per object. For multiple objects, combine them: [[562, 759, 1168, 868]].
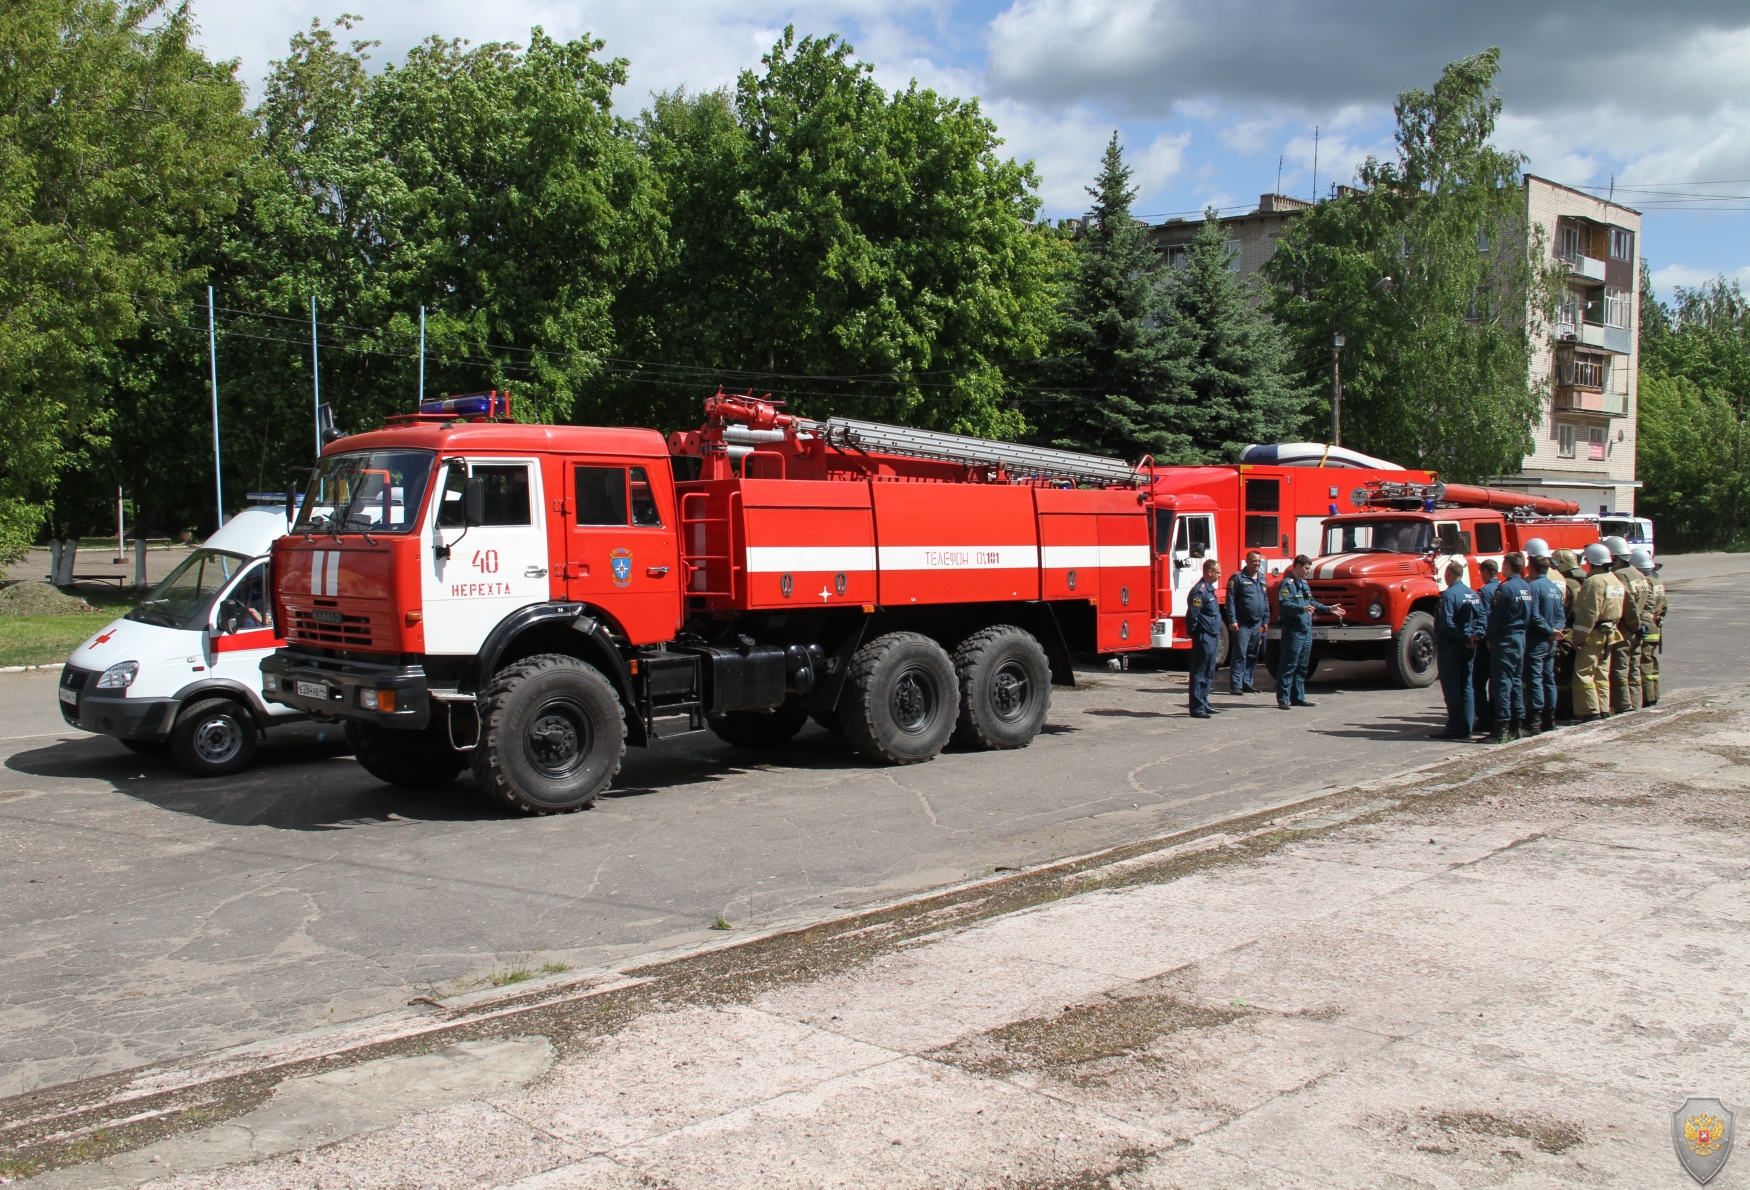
[[1145, 193, 1311, 276], [1490, 176, 1642, 515]]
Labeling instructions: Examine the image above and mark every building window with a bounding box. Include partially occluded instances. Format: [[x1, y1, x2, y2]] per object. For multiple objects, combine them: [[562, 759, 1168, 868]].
[[1588, 426, 1607, 461], [1609, 227, 1634, 260], [1556, 292, 1581, 335], [1603, 286, 1631, 329], [1558, 223, 1585, 263], [1558, 423, 1576, 458], [1225, 240, 1242, 272]]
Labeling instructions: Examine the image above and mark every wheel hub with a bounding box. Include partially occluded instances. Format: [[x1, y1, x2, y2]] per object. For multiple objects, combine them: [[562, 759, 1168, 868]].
[[1410, 630, 1436, 672], [890, 666, 937, 735], [192, 715, 241, 765], [989, 660, 1031, 722], [525, 702, 589, 778]]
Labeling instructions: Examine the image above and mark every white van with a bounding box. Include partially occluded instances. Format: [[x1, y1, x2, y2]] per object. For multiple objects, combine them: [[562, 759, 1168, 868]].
[[57, 504, 304, 776], [1598, 515, 1655, 561]]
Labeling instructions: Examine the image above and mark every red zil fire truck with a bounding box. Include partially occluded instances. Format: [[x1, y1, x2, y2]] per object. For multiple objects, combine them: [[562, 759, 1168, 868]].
[[262, 393, 1158, 813], [1272, 480, 1601, 687]]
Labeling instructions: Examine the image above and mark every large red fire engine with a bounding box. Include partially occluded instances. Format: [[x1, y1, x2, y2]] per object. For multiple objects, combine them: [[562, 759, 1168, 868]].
[[1143, 447, 1435, 663], [261, 393, 1157, 813], [1273, 480, 1601, 687]]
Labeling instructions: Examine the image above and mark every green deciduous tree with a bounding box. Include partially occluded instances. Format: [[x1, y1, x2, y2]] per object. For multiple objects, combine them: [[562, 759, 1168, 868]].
[[1265, 49, 1559, 481], [1033, 134, 1192, 462], [0, 0, 252, 562], [628, 29, 1062, 437]]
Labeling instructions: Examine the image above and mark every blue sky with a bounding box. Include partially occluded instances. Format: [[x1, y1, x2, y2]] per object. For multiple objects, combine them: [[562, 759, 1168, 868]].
[[196, 0, 1750, 303]]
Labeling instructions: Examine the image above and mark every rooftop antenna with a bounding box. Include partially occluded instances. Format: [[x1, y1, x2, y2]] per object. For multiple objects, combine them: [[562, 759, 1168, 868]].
[[1608, 173, 1615, 203], [1276, 153, 1283, 196], [1312, 126, 1319, 202]]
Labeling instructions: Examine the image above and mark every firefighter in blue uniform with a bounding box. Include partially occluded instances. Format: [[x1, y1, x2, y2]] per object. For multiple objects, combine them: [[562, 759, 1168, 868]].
[[1520, 538, 1565, 735], [1430, 560, 1482, 739], [1471, 558, 1501, 736], [1485, 551, 1542, 743], [1186, 559, 1224, 718], [1275, 554, 1344, 709], [1225, 550, 1271, 694]]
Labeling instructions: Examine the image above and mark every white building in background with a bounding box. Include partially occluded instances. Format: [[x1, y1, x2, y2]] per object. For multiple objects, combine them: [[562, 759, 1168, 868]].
[[1491, 176, 1642, 516]]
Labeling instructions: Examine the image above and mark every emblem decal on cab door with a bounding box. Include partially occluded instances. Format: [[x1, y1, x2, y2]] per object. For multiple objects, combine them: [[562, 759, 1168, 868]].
[[610, 548, 633, 587]]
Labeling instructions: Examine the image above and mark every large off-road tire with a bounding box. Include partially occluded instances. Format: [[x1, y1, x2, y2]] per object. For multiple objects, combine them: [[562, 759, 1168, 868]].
[[1214, 626, 1231, 668], [346, 717, 466, 788], [1387, 610, 1439, 689], [169, 698, 257, 777], [708, 704, 809, 749], [471, 654, 625, 814], [842, 632, 958, 765], [951, 625, 1051, 750]]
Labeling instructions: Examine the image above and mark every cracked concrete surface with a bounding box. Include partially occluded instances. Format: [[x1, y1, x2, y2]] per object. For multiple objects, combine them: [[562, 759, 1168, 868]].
[[14, 683, 1749, 1188]]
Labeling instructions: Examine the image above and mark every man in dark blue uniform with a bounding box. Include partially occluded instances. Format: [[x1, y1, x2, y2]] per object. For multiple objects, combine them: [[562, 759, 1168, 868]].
[[1275, 554, 1344, 709], [1471, 558, 1501, 737], [1431, 560, 1482, 739], [1521, 539, 1565, 736], [1485, 551, 1540, 744], [1225, 550, 1271, 694], [1186, 559, 1224, 718]]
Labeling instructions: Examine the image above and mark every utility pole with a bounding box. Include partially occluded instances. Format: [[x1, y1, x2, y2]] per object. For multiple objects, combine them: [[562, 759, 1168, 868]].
[[1330, 332, 1345, 447], [418, 305, 426, 407], [310, 296, 322, 458], [1312, 126, 1319, 202], [208, 286, 225, 528]]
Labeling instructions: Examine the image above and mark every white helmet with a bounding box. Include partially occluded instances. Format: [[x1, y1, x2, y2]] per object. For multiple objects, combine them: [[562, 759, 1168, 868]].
[[1602, 535, 1631, 560], [1583, 542, 1612, 568], [1630, 547, 1654, 573], [1523, 537, 1552, 559]]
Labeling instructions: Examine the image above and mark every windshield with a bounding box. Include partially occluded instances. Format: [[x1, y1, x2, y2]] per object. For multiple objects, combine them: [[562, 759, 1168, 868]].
[[294, 449, 435, 536], [128, 549, 253, 629], [1323, 519, 1433, 556]]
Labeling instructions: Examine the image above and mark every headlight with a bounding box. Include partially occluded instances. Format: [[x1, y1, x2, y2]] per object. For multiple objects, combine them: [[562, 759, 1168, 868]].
[[96, 661, 139, 689], [1367, 600, 1385, 620]]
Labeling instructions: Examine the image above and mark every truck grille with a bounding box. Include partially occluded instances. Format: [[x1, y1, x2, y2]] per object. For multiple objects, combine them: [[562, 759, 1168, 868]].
[[1310, 584, 1361, 613], [288, 608, 378, 648], [62, 667, 90, 691]]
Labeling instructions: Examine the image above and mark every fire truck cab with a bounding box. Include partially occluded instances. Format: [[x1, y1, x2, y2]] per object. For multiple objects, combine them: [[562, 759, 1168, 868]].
[[262, 393, 1156, 815]]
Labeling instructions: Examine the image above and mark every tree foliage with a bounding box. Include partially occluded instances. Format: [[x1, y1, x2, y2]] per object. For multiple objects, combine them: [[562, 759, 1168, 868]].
[[1637, 273, 1750, 549], [626, 29, 1062, 437], [1264, 49, 1560, 481], [0, 0, 252, 561]]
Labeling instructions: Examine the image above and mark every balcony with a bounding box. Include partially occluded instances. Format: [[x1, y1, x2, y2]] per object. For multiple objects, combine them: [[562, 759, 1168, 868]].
[[1553, 387, 1629, 417], [1579, 323, 1632, 354], [1560, 251, 1607, 282]]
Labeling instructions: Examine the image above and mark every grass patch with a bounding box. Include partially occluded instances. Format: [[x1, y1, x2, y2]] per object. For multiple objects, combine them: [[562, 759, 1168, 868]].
[[710, 917, 733, 931], [1433, 1110, 1584, 1154], [538, 962, 571, 975], [0, 612, 117, 668], [489, 967, 534, 987]]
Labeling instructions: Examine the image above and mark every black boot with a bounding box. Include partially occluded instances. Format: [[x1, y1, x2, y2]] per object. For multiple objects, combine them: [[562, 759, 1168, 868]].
[[1520, 717, 1540, 737], [1541, 710, 1555, 733]]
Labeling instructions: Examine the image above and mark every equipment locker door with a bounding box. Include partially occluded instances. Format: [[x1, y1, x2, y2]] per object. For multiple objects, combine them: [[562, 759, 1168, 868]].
[[425, 458, 549, 656], [564, 460, 680, 643]]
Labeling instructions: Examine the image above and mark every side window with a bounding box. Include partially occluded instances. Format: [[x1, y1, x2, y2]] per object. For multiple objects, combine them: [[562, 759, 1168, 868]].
[[1244, 478, 1280, 512], [437, 462, 468, 527], [1474, 522, 1504, 553], [1244, 516, 1279, 549], [225, 564, 273, 629], [629, 466, 663, 527], [1153, 510, 1174, 555], [474, 464, 530, 526], [1186, 517, 1212, 558], [576, 466, 628, 526]]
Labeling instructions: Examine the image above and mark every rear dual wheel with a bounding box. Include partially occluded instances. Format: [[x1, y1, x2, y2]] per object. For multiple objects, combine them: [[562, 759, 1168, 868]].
[[951, 626, 1051, 750], [842, 632, 959, 765]]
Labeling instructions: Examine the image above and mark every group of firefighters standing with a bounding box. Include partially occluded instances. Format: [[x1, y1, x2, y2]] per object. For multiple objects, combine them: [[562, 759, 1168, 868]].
[[1177, 536, 1666, 741]]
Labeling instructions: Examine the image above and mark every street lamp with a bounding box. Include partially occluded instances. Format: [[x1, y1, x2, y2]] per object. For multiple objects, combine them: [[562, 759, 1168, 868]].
[[1331, 333, 1346, 447]]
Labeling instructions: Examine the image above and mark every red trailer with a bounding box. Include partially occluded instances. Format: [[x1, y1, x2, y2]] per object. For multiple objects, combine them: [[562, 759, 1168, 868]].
[[262, 393, 1157, 813]]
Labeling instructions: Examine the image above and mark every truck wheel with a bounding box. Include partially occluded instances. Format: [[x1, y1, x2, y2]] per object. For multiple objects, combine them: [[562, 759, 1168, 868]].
[[811, 709, 843, 734], [1263, 640, 1281, 680], [1215, 626, 1231, 668], [709, 704, 808, 749], [1387, 611, 1439, 689], [472, 653, 626, 814], [951, 626, 1051, 750], [842, 632, 958, 765], [345, 718, 466, 788], [169, 698, 257, 778]]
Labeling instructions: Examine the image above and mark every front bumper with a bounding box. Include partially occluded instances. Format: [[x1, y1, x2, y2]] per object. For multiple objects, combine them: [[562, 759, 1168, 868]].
[[60, 683, 178, 741], [260, 650, 430, 728], [1266, 625, 1394, 642]]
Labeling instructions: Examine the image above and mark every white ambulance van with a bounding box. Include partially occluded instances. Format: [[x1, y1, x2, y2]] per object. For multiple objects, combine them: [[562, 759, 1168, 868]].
[[57, 503, 304, 776]]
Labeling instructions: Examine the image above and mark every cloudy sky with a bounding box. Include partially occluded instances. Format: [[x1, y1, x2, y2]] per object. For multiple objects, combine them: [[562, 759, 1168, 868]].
[[192, 0, 1750, 300]]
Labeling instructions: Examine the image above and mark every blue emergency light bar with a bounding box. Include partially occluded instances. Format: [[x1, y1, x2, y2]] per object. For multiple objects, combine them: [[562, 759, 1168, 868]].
[[418, 392, 511, 419]]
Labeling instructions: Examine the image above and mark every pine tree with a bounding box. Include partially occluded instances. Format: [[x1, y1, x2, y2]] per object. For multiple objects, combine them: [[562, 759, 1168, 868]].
[[1165, 210, 1308, 457], [1035, 134, 1193, 463]]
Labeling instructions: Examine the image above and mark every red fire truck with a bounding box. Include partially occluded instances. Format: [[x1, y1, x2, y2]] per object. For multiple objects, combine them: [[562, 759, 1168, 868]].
[[261, 393, 1158, 813], [1143, 447, 1435, 664], [1271, 480, 1601, 687]]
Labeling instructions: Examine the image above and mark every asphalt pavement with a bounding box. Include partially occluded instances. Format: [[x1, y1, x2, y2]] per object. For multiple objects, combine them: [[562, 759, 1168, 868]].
[[2, 552, 1743, 1097]]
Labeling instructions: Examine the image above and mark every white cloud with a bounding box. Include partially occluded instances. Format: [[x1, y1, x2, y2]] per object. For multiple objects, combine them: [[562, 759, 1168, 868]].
[[1650, 262, 1750, 295]]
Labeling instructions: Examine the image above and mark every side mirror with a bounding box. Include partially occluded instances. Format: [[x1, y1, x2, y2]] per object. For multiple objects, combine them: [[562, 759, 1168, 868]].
[[463, 477, 485, 527], [218, 598, 244, 634]]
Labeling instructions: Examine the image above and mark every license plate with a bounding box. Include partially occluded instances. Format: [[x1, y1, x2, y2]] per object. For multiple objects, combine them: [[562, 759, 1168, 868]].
[[59, 687, 78, 705], [1311, 628, 1330, 641], [296, 681, 330, 699]]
